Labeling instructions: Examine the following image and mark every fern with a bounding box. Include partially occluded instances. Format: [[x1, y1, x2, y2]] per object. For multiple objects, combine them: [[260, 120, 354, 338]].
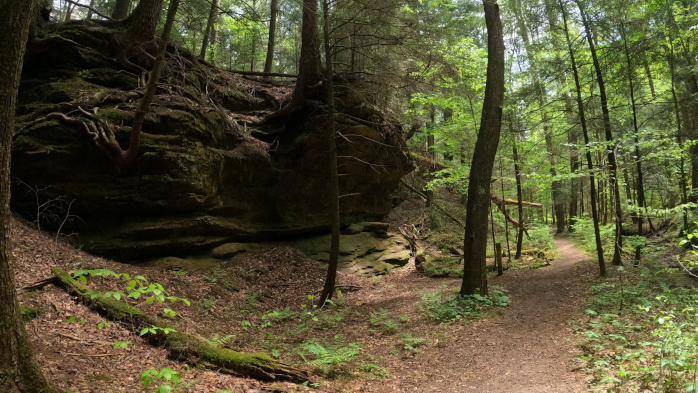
[[299, 337, 361, 372]]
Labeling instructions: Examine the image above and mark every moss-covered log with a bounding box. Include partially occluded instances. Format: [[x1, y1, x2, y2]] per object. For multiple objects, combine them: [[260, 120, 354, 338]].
[[51, 268, 308, 383]]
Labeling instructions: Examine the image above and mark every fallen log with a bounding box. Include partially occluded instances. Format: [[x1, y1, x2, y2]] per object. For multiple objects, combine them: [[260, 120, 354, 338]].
[[21, 276, 56, 291], [229, 70, 298, 78], [51, 267, 308, 383], [489, 192, 531, 239]]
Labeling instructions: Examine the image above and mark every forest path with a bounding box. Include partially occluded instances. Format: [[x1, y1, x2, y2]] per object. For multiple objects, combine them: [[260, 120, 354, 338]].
[[387, 237, 596, 392]]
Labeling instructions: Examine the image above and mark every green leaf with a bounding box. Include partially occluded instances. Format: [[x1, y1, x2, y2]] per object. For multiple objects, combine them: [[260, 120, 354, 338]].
[[154, 385, 172, 393]]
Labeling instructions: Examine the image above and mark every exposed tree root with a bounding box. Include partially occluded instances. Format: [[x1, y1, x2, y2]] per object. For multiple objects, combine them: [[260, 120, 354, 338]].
[[51, 267, 309, 383]]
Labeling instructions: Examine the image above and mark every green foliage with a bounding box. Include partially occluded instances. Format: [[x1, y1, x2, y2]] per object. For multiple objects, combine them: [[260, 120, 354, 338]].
[[141, 367, 182, 393], [113, 341, 130, 349], [298, 335, 361, 374], [140, 326, 176, 337], [569, 214, 616, 255], [399, 333, 425, 354], [420, 285, 509, 322], [369, 309, 398, 335], [199, 333, 235, 348], [579, 234, 698, 392], [20, 306, 38, 322], [72, 269, 190, 318]]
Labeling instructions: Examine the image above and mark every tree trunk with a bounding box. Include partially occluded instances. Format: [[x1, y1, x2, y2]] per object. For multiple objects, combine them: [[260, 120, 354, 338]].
[[500, 157, 511, 259], [293, 0, 322, 104], [426, 106, 435, 208], [263, 0, 278, 77], [561, 0, 606, 276], [576, 0, 623, 266], [642, 55, 656, 98], [460, 0, 504, 297], [112, 0, 131, 20], [620, 24, 645, 263], [86, 0, 95, 19], [0, 0, 54, 391], [125, 0, 164, 45], [200, 0, 220, 61], [669, 39, 690, 231], [512, 0, 564, 232], [513, 138, 525, 260], [566, 94, 579, 228], [319, 0, 340, 305]]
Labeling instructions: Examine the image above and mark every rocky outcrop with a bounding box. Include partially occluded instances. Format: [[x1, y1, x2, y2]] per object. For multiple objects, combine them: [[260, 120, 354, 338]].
[[165, 224, 412, 276], [10, 23, 413, 261]]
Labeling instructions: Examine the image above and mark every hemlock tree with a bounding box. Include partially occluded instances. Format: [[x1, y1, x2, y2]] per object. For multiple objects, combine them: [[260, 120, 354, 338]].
[[112, 0, 131, 19], [0, 0, 54, 391], [460, 0, 505, 297], [318, 0, 340, 305], [264, 0, 279, 76], [200, 0, 220, 61]]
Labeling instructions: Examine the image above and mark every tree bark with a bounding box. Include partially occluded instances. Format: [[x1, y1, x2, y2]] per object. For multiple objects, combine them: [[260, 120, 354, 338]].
[[263, 0, 279, 77], [669, 39, 690, 231], [426, 106, 435, 208], [124, 0, 164, 45], [112, 0, 131, 20], [513, 138, 525, 260], [0, 0, 53, 391], [293, 0, 322, 104], [460, 0, 504, 297], [561, 0, 606, 276], [566, 94, 579, 228], [318, 0, 340, 306], [620, 23, 645, 263], [576, 0, 623, 266], [86, 0, 95, 19], [200, 0, 220, 61]]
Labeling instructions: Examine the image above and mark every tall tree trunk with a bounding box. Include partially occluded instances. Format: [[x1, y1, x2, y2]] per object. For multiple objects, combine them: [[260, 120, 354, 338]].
[[460, 0, 504, 297], [264, 0, 278, 77], [86, 0, 95, 19], [669, 39, 690, 231], [566, 94, 579, 228], [642, 55, 656, 98], [125, 0, 164, 45], [513, 137, 525, 260], [112, 0, 131, 20], [200, 0, 220, 61], [513, 0, 564, 232], [500, 157, 511, 258], [620, 24, 645, 262], [561, 0, 606, 276], [426, 106, 435, 208], [576, 0, 623, 266], [294, 0, 322, 103], [318, 0, 340, 305], [0, 0, 54, 391]]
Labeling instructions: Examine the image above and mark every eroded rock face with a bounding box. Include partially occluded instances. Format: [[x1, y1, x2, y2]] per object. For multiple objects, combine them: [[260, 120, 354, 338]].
[[10, 25, 413, 261], [183, 226, 411, 276], [289, 231, 411, 276]]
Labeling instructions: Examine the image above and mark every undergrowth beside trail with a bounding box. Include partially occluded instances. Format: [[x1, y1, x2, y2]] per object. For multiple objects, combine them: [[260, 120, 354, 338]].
[[572, 222, 698, 393]]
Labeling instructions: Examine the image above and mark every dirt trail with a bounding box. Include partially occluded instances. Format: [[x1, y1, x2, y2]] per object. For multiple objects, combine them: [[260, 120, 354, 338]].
[[385, 237, 596, 392]]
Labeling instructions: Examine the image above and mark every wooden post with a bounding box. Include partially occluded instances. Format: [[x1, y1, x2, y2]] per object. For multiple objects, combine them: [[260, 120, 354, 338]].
[[495, 243, 503, 276]]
